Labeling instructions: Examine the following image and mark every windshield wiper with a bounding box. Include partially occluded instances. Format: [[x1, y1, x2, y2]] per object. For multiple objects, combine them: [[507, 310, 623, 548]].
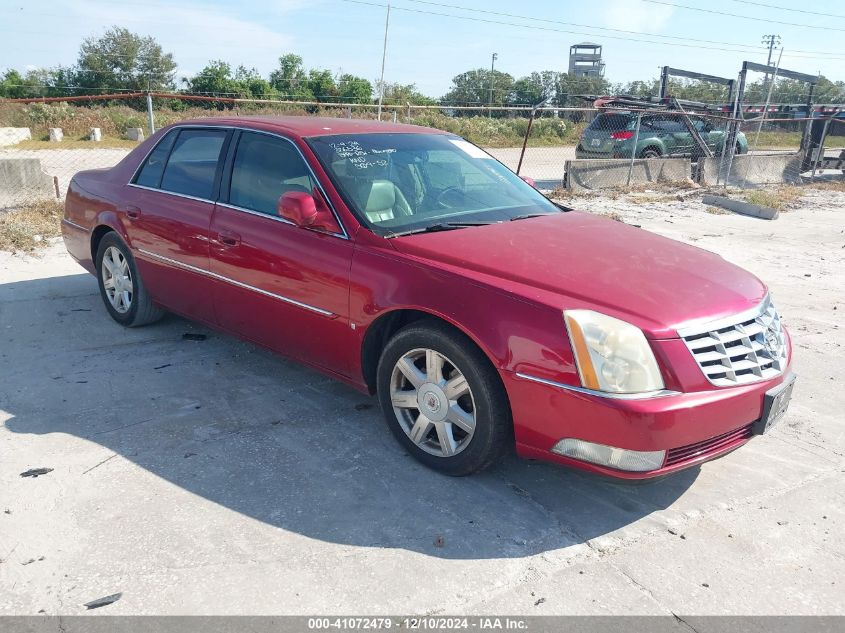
[[388, 221, 494, 237], [509, 213, 555, 221]]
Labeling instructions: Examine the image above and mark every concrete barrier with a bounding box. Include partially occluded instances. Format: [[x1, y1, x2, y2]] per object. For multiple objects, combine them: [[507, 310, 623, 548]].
[[0, 128, 32, 147], [698, 153, 803, 187], [0, 158, 56, 208], [702, 194, 779, 220], [564, 158, 691, 191], [49, 128, 63, 143], [125, 127, 144, 142]]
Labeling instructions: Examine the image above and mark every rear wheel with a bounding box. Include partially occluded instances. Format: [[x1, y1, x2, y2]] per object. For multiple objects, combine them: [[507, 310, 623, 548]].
[[376, 321, 512, 476], [639, 147, 661, 159], [95, 232, 164, 327]]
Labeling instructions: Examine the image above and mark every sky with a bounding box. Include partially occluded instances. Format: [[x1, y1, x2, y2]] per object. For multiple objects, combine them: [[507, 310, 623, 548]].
[[2, 0, 845, 98]]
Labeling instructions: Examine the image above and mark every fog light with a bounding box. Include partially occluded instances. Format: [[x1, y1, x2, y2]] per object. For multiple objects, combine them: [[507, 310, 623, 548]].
[[552, 439, 665, 472]]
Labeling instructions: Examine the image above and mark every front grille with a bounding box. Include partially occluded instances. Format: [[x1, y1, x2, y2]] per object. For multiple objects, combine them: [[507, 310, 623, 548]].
[[665, 423, 754, 467], [680, 296, 787, 387]]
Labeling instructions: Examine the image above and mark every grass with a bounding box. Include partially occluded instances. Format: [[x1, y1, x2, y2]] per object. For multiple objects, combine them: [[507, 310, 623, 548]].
[[744, 130, 803, 151], [0, 200, 63, 252], [805, 179, 845, 192], [12, 138, 140, 150], [0, 102, 587, 150], [744, 186, 805, 211], [705, 206, 732, 215]]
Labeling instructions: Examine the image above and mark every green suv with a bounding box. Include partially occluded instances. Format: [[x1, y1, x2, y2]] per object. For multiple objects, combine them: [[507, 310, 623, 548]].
[[576, 112, 748, 159]]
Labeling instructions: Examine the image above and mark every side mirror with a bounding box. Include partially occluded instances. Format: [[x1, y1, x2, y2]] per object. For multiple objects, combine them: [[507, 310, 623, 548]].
[[277, 190, 340, 234], [520, 175, 537, 188]]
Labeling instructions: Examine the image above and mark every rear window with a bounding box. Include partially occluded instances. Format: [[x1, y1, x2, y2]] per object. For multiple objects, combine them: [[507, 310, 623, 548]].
[[588, 114, 634, 131], [134, 130, 177, 188]]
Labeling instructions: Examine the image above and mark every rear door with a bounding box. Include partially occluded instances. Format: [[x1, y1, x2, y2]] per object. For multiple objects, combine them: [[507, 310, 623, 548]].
[[126, 127, 230, 318], [653, 115, 690, 155], [209, 130, 355, 375]]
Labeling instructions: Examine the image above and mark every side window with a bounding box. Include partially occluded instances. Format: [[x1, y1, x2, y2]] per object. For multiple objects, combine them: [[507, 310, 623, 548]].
[[229, 132, 316, 215], [134, 130, 177, 188], [657, 117, 686, 133], [160, 129, 227, 199]]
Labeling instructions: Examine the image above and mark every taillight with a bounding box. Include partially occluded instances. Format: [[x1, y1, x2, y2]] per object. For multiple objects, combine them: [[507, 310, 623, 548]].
[[611, 131, 635, 140]]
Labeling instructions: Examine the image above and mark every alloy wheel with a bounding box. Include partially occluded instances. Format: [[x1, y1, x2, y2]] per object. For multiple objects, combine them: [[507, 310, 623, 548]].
[[101, 246, 133, 314], [389, 348, 476, 457]]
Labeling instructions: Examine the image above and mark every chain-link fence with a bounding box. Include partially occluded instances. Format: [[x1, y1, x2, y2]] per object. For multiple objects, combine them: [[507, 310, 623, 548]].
[[1, 93, 843, 209]]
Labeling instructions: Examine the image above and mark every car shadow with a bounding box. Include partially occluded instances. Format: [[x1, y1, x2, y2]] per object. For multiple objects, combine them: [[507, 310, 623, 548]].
[[1, 272, 698, 560]]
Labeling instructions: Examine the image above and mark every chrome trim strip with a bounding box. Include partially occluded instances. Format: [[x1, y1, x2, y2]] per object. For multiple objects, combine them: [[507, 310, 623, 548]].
[[216, 202, 297, 226], [126, 123, 349, 240], [515, 372, 680, 400], [675, 294, 770, 338], [128, 183, 211, 204], [61, 218, 89, 233], [215, 201, 347, 239], [136, 248, 336, 318]]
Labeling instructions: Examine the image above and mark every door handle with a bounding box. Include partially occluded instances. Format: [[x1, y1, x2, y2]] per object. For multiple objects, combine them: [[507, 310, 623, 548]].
[[125, 205, 141, 219], [217, 230, 241, 247]]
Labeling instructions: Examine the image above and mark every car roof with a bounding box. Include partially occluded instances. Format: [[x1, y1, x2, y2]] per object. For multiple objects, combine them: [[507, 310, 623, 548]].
[[166, 115, 450, 138]]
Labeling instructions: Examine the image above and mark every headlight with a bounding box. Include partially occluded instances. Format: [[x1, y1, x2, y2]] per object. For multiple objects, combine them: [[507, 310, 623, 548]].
[[564, 310, 664, 394]]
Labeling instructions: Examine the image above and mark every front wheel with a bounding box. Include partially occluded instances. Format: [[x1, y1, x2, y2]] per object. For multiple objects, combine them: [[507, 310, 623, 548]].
[[376, 321, 512, 476], [96, 232, 164, 327]]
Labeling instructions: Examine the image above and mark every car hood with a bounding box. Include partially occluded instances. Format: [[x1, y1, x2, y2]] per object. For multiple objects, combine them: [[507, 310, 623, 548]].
[[390, 212, 768, 339]]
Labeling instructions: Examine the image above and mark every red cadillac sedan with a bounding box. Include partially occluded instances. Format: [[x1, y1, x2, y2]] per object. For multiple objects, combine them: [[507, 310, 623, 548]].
[[62, 116, 795, 478]]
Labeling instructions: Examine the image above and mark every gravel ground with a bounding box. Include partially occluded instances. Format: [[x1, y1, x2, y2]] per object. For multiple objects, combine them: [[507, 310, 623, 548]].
[[0, 186, 843, 616]]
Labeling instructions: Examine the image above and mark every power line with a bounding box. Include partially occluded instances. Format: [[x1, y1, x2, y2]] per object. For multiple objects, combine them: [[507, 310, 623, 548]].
[[729, 0, 845, 20], [643, 0, 845, 32], [338, 0, 845, 59], [405, 0, 773, 52]]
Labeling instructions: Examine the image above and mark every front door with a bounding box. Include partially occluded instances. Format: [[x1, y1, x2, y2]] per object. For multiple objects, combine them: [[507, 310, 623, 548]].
[[209, 130, 355, 376]]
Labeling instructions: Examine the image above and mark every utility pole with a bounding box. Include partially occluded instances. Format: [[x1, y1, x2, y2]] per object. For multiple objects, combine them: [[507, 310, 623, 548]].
[[488, 52, 497, 118], [761, 34, 781, 88], [377, 2, 391, 121]]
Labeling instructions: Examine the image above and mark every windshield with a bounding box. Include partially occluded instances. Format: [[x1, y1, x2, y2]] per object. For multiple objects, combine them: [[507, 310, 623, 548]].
[[306, 133, 560, 236]]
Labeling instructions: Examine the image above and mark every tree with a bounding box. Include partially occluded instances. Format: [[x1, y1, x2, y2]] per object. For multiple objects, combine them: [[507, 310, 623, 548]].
[[233, 65, 277, 100], [307, 69, 337, 102], [73, 27, 176, 93], [556, 73, 611, 107], [269, 54, 313, 100], [185, 61, 239, 96], [376, 82, 437, 105], [337, 74, 373, 103], [442, 69, 515, 113], [0, 70, 26, 98]]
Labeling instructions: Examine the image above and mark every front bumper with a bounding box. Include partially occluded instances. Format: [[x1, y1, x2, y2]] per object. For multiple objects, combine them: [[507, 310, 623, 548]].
[[504, 362, 794, 479]]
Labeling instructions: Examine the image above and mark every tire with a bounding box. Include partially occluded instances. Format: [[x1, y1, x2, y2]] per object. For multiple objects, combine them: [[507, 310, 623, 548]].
[[376, 320, 512, 476], [639, 147, 661, 159], [95, 232, 164, 327]]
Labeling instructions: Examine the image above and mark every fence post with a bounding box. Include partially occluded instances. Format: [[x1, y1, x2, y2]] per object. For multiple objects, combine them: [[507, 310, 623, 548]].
[[516, 108, 536, 176], [810, 117, 832, 179], [626, 112, 643, 187], [146, 93, 155, 135], [407, 101, 411, 123]]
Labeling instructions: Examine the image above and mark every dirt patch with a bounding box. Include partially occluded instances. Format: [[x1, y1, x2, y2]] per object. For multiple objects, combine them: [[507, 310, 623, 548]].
[[0, 200, 63, 252]]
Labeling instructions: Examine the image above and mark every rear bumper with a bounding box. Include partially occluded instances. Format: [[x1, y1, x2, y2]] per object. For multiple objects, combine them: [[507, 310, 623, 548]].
[[61, 218, 95, 274], [575, 146, 616, 159], [505, 363, 794, 480]]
